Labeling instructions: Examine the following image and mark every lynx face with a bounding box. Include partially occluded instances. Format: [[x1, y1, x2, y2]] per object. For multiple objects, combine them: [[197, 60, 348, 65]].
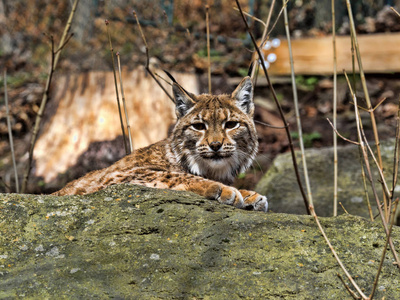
[[170, 77, 258, 185]]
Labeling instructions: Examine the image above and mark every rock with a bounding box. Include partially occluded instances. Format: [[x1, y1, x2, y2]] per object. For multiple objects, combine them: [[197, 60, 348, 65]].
[[1, 184, 399, 299], [256, 141, 399, 218]]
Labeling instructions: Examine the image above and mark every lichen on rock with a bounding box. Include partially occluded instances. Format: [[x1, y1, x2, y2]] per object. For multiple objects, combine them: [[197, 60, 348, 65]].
[[0, 184, 399, 298]]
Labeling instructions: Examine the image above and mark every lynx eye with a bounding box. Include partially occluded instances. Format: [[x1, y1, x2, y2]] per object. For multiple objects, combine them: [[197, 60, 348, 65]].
[[225, 121, 239, 129], [191, 123, 206, 131]]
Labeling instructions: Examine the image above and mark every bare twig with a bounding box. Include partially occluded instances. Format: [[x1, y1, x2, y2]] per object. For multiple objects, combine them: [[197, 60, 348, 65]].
[[0, 177, 12, 192], [258, 1, 288, 49], [339, 202, 349, 214], [205, 4, 212, 94], [234, 1, 286, 81], [283, 0, 314, 208], [21, 0, 79, 193], [310, 206, 368, 299], [390, 99, 400, 204], [235, 0, 310, 215], [350, 86, 400, 270], [337, 274, 362, 299], [116, 52, 134, 152], [4, 70, 19, 193], [372, 97, 387, 112], [344, 71, 374, 221], [249, 0, 276, 80], [362, 132, 391, 201], [391, 6, 400, 18], [133, 11, 174, 103], [369, 199, 399, 299], [346, 0, 387, 220], [233, 8, 266, 27], [155, 72, 173, 86], [326, 118, 359, 145], [332, 0, 338, 216], [105, 20, 129, 155], [255, 120, 285, 129]]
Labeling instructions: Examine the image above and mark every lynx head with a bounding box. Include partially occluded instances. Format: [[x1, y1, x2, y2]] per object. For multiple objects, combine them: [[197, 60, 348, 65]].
[[170, 76, 258, 185]]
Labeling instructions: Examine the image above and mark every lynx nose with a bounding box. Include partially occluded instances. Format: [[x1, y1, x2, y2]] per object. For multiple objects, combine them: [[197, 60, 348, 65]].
[[209, 141, 222, 152]]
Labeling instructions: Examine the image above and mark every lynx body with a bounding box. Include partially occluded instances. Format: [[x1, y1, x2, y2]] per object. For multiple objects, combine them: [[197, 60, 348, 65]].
[[54, 77, 268, 212]]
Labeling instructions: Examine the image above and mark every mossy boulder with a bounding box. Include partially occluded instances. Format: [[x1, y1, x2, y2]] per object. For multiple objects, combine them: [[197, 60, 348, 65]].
[[0, 184, 399, 299], [256, 141, 399, 218]]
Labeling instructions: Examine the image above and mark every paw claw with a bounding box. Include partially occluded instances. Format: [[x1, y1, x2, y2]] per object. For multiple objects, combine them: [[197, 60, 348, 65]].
[[239, 190, 268, 212]]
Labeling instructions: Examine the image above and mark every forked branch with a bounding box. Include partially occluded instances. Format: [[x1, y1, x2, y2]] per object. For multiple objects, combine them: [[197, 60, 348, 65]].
[[133, 11, 174, 103], [21, 0, 79, 193]]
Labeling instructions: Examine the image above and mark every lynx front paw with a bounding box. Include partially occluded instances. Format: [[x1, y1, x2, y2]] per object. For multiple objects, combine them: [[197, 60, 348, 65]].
[[239, 190, 268, 212], [217, 186, 244, 208]]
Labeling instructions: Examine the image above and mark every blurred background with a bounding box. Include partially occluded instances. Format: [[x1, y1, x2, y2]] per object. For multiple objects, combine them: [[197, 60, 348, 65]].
[[1, 0, 400, 195]]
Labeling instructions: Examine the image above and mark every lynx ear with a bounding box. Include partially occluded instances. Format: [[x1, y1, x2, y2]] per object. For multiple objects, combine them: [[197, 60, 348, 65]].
[[173, 83, 196, 118], [232, 76, 254, 115]]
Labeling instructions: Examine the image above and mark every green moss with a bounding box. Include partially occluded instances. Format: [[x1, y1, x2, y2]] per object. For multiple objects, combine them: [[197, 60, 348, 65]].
[[0, 185, 399, 298]]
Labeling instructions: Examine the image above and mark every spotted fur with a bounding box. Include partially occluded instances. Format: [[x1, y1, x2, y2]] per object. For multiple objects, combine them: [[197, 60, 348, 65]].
[[53, 77, 268, 212]]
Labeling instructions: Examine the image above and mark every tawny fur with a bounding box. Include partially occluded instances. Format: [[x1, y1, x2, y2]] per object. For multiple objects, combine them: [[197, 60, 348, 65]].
[[53, 77, 268, 212]]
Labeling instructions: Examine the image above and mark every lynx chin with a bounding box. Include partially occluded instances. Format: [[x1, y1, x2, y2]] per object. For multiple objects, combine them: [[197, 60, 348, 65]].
[[54, 76, 268, 212]]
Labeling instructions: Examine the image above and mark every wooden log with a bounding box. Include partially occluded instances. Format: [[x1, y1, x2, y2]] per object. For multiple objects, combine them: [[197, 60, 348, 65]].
[[261, 33, 400, 75]]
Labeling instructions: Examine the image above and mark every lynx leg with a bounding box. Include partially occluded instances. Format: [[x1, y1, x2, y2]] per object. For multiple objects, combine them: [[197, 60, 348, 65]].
[[185, 181, 244, 208], [239, 190, 268, 212]]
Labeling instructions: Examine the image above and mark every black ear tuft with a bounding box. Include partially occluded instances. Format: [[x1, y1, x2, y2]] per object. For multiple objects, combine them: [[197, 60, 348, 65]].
[[172, 83, 196, 118], [163, 70, 178, 83], [232, 76, 254, 115], [164, 69, 195, 98], [247, 61, 254, 77]]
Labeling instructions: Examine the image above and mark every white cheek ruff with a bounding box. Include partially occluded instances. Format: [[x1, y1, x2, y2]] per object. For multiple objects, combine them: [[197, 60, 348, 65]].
[[189, 161, 201, 176]]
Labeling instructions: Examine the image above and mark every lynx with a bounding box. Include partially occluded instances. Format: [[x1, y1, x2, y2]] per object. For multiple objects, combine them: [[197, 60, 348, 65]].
[[53, 76, 268, 212]]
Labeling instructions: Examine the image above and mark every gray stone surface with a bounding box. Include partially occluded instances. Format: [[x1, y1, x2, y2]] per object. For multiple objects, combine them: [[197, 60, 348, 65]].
[[256, 141, 399, 218], [0, 184, 399, 299]]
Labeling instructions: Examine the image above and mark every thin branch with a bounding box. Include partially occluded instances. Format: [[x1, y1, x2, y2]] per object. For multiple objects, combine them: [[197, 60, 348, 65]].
[[332, 0, 338, 216], [205, 4, 212, 94], [243, 0, 276, 80], [343, 71, 374, 221], [4, 69, 19, 193], [105, 20, 129, 155], [0, 177, 12, 192], [21, 0, 80, 193], [339, 202, 349, 214], [310, 206, 368, 299], [390, 98, 400, 204], [351, 89, 400, 271], [346, 0, 387, 220], [235, 0, 310, 215], [372, 97, 387, 112], [133, 11, 174, 103], [283, 0, 314, 208], [362, 131, 391, 201], [116, 52, 134, 153], [391, 6, 400, 18], [259, 1, 288, 50], [337, 274, 362, 299], [54, 33, 74, 55], [233, 7, 266, 27], [154, 72, 172, 85], [255, 120, 286, 129], [348, 102, 369, 112], [53, 0, 79, 68], [326, 118, 359, 145], [369, 199, 399, 299]]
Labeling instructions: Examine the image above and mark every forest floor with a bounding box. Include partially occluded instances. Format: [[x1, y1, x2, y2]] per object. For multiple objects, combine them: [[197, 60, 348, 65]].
[[1, 2, 400, 193]]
